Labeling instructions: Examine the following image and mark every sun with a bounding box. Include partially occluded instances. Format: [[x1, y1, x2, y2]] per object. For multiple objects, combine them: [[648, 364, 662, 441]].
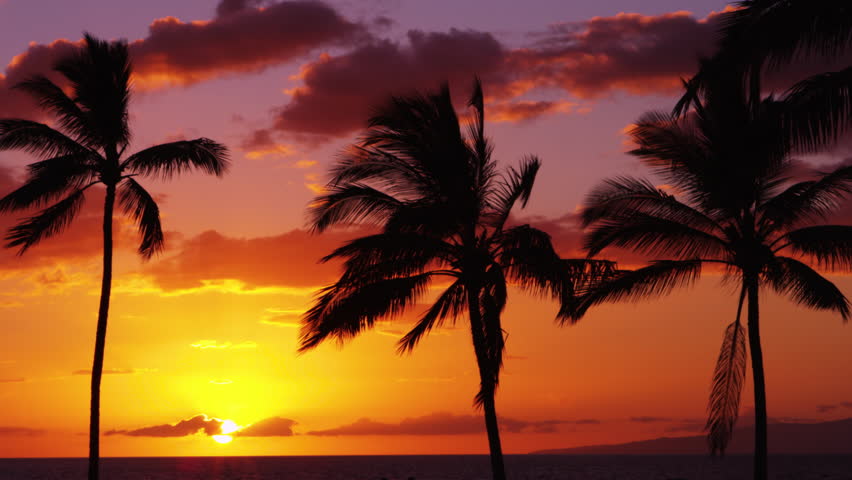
[[212, 419, 239, 444]]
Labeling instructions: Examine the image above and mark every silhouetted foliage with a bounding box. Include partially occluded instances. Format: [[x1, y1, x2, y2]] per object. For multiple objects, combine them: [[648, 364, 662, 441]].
[[580, 63, 852, 478], [0, 34, 229, 480], [668, 3, 852, 479], [300, 79, 614, 480]]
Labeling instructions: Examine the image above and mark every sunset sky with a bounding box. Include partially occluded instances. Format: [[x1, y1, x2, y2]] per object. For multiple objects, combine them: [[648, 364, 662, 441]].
[[1, 0, 851, 458]]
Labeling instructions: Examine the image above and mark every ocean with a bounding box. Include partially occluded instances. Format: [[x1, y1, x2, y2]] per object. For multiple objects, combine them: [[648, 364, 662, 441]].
[[1, 455, 850, 479]]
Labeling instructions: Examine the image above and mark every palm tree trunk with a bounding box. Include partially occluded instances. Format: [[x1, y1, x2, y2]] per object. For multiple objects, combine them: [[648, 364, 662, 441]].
[[466, 286, 507, 480], [88, 184, 115, 480], [745, 274, 768, 480]]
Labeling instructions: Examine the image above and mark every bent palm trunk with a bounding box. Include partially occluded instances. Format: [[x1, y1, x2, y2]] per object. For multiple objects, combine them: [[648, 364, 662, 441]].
[[467, 286, 507, 480], [89, 184, 115, 480], [746, 275, 768, 480]]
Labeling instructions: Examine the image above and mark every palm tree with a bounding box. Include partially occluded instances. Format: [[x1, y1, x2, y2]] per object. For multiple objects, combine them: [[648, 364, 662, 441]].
[[676, 1, 852, 121], [0, 34, 229, 480], [299, 79, 612, 480], [576, 64, 852, 480]]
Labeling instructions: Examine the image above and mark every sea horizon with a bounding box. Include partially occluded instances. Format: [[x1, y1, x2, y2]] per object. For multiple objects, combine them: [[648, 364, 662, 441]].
[[3, 454, 852, 480]]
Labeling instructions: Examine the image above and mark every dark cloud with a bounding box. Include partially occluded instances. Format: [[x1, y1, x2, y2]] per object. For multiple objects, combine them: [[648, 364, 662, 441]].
[[817, 401, 852, 413], [0, 0, 366, 118], [0, 39, 80, 119], [488, 100, 576, 123], [512, 11, 719, 99], [0, 426, 45, 436], [256, 10, 723, 140], [307, 412, 589, 436], [0, 377, 25, 383], [240, 128, 279, 151], [215, 0, 266, 18], [130, 0, 367, 89], [106, 414, 224, 437], [266, 28, 506, 140], [236, 417, 297, 437]]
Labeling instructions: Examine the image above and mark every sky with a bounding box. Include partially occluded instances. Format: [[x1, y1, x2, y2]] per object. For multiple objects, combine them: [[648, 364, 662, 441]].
[[1, 0, 851, 458]]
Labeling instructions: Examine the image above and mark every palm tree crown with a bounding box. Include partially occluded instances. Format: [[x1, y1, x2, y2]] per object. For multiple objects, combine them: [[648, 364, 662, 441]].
[[300, 79, 611, 480], [578, 66, 852, 461], [0, 34, 228, 255]]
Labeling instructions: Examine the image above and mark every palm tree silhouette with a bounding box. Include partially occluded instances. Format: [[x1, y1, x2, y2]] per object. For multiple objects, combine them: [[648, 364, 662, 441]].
[[0, 34, 229, 480], [577, 61, 852, 480], [670, 4, 852, 479], [299, 78, 612, 480]]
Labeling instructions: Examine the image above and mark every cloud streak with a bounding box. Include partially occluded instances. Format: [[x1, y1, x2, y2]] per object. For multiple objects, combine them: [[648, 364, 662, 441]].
[[307, 412, 595, 436], [107, 414, 298, 438], [190, 340, 257, 350], [0, 426, 45, 436], [236, 417, 297, 437], [106, 414, 225, 437]]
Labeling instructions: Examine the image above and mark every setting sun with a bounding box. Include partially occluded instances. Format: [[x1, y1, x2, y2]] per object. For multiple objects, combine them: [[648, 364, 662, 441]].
[[212, 419, 239, 444]]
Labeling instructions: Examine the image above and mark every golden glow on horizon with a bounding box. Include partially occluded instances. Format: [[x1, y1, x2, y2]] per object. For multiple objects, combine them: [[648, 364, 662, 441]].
[[212, 435, 233, 444]]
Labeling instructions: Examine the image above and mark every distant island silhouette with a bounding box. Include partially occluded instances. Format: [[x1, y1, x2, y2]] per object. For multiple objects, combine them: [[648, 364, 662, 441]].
[[531, 418, 852, 455]]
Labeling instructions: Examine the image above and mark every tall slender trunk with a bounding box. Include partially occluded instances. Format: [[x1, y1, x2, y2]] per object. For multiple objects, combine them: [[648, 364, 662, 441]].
[[467, 285, 506, 480], [745, 274, 768, 480], [88, 184, 115, 480]]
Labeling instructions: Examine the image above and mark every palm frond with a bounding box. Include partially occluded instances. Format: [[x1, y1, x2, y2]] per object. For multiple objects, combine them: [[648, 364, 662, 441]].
[[309, 183, 403, 232], [489, 156, 540, 230], [497, 224, 565, 299], [719, 1, 852, 67], [581, 176, 723, 233], [783, 66, 852, 153], [0, 119, 89, 159], [570, 260, 703, 322], [12, 77, 93, 145], [324, 232, 456, 287], [118, 178, 164, 259], [5, 189, 86, 254], [0, 154, 96, 213], [364, 84, 484, 218], [629, 112, 707, 182], [760, 165, 852, 229], [706, 287, 747, 457], [585, 211, 728, 260], [778, 225, 852, 271], [123, 139, 230, 179], [557, 258, 620, 322], [329, 145, 426, 195], [397, 279, 467, 353], [764, 256, 850, 320], [299, 273, 434, 352], [55, 33, 132, 148], [466, 76, 494, 178]]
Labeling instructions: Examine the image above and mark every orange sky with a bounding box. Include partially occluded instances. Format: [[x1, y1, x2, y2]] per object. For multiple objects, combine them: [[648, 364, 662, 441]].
[[1, 0, 851, 457]]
